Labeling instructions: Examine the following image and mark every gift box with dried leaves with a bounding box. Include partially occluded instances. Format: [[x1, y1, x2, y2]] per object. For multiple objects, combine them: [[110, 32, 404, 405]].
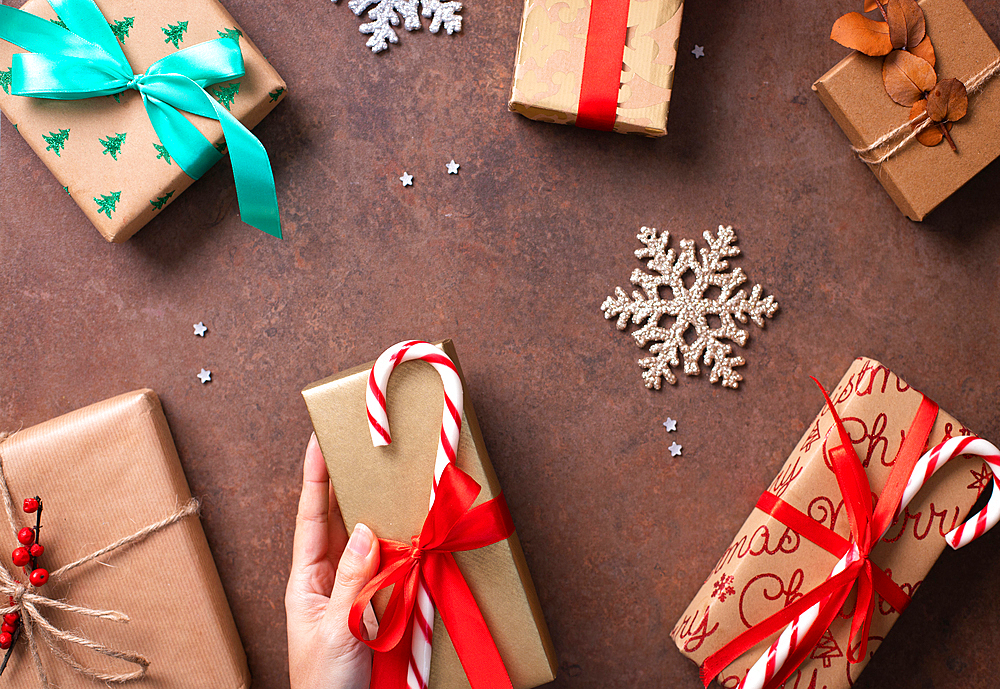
[[813, 0, 1000, 220]]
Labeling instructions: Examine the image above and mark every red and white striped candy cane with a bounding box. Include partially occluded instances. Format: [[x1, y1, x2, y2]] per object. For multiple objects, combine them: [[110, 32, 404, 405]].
[[366, 340, 464, 689], [897, 435, 1000, 549], [737, 545, 861, 689], [739, 434, 1000, 689]]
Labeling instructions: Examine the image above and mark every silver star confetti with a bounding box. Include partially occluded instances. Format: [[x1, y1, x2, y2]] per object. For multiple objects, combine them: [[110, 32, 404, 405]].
[[400, 172, 413, 186], [193, 322, 207, 337], [692, 45, 705, 58], [197, 368, 212, 384], [446, 160, 460, 174], [669, 442, 683, 457], [663, 418, 677, 432]]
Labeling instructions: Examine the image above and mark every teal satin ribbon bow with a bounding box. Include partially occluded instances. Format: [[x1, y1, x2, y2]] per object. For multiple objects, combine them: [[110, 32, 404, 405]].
[[0, 0, 281, 237]]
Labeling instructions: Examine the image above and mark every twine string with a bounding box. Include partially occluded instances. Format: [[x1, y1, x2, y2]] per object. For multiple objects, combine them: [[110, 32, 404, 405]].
[[0, 431, 199, 685], [851, 56, 1000, 165]]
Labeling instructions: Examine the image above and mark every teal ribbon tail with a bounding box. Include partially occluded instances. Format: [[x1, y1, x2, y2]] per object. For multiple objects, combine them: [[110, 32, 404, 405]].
[[138, 73, 282, 238], [0, 0, 281, 238]]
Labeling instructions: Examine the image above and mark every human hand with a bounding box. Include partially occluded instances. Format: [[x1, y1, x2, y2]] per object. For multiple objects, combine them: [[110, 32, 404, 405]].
[[286, 432, 380, 689]]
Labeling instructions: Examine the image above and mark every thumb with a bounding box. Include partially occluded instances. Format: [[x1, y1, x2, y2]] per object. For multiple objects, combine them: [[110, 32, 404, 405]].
[[325, 523, 379, 643]]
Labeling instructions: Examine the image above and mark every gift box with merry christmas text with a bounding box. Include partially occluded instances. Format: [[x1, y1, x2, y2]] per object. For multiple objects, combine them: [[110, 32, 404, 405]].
[[0, 0, 286, 242], [302, 340, 558, 689], [509, 0, 683, 136], [0, 390, 248, 687], [813, 0, 1000, 221], [671, 358, 988, 689]]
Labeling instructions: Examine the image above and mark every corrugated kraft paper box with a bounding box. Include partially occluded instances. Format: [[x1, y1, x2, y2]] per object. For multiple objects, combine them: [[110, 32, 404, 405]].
[[813, 0, 1000, 221]]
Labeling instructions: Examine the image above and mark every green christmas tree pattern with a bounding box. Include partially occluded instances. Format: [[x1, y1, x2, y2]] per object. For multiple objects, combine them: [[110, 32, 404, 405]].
[[162, 21, 188, 49], [43, 129, 70, 156], [211, 81, 240, 111], [150, 191, 174, 210], [153, 142, 172, 165], [269, 87, 285, 103], [94, 191, 121, 218], [50, 17, 68, 29], [218, 27, 242, 43], [63, 186, 71, 197], [100, 132, 127, 160], [109, 17, 134, 42], [0, 68, 11, 95]]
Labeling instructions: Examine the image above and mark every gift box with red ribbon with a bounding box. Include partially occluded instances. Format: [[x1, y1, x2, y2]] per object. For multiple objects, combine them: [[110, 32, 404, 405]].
[[671, 357, 998, 689], [302, 340, 557, 689], [508, 0, 683, 136]]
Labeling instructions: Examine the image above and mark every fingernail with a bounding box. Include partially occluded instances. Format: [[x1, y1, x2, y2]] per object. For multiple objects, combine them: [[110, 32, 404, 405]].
[[307, 432, 318, 451], [347, 523, 373, 556]]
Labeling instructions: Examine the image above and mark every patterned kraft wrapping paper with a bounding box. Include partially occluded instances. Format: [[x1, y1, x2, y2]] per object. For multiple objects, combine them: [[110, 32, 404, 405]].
[[812, 0, 1000, 221], [509, 0, 683, 136], [0, 390, 249, 687], [0, 0, 287, 242], [302, 340, 558, 689], [671, 358, 984, 689]]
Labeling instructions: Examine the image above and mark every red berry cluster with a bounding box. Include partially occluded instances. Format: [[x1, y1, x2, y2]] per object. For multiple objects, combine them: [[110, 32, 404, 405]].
[[0, 599, 18, 651], [1, 497, 47, 654]]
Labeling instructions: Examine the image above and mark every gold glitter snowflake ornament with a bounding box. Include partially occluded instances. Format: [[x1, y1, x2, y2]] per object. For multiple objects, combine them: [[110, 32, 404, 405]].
[[601, 225, 778, 390]]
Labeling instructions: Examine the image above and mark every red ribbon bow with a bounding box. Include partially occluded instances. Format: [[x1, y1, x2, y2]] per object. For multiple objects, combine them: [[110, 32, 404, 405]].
[[349, 463, 516, 689], [701, 379, 939, 689]]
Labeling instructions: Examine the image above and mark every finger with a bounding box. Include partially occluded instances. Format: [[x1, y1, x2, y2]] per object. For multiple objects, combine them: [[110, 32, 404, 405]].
[[324, 522, 380, 644], [292, 433, 332, 570], [327, 479, 348, 562]]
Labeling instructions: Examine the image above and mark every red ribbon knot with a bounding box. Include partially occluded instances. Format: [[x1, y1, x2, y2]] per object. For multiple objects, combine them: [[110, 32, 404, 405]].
[[701, 378, 940, 689], [349, 463, 516, 689]]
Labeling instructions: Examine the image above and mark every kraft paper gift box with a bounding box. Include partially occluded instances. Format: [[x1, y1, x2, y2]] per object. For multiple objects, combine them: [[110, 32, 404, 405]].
[[0, 0, 286, 242], [302, 340, 558, 689], [0, 390, 248, 687], [509, 0, 683, 136], [813, 0, 1000, 221], [672, 357, 986, 689]]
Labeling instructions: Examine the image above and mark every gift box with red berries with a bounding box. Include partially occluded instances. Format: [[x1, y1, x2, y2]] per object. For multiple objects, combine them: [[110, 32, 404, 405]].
[[0, 390, 248, 687]]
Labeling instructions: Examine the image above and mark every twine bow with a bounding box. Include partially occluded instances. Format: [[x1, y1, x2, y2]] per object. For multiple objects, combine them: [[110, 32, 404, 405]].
[[0, 432, 199, 686], [0, 0, 281, 237], [853, 56, 1000, 165]]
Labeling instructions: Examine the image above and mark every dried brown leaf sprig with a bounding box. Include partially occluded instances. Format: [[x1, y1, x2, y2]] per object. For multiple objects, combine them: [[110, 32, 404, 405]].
[[831, 0, 968, 149]]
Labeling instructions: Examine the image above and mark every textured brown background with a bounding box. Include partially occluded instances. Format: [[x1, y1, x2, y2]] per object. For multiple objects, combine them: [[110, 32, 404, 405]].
[[2, 1, 999, 688]]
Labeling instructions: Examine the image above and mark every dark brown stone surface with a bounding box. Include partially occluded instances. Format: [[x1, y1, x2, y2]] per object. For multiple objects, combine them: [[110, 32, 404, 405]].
[[2, 1, 999, 687]]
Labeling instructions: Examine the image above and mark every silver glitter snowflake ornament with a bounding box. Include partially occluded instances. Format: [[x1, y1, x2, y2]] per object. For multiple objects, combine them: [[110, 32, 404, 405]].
[[338, 0, 463, 53], [601, 225, 778, 390]]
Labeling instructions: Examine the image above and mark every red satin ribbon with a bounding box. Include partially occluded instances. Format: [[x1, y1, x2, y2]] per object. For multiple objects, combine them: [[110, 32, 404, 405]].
[[700, 379, 939, 689], [349, 463, 516, 689], [576, 0, 631, 130]]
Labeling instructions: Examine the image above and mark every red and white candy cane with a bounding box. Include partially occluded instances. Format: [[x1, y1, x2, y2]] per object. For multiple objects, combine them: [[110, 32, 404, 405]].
[[366, 340, 464, 689], [739, 434, 1000, 689], [738, 546, 861, 689], [897, 435, 1000, 549]]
